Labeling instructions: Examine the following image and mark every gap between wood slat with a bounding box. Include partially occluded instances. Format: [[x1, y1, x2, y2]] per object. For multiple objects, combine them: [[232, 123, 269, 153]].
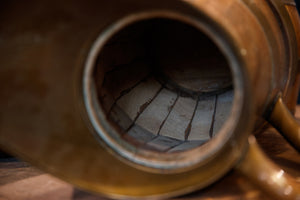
[[184, 98, 199, 140], [123, 125, 156, 146], [115, 77, 161, 120], [157, 95, 179, 135], [100, 61, 150, 113], [212, 90, 233, 137], [209, 95, 218, 138], [135, 89, 177, 135], [107, 75, 150, 115], [125, 85, 163, 132], [159, 96, 197, 140], [188, 95, 216, 141]]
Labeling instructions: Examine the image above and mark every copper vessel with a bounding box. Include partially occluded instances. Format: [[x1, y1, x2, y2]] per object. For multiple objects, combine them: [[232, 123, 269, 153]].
[[0, 0, 300, 199]]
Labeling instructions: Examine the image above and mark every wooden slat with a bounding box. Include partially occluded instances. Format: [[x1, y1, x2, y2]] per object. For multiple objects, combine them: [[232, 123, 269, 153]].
[[145, 136, 182, 152], [135, 89, 177, 135], [99, 61, 150, 112], [212, 90, 234, 136], [168, 140, 207, 152], [188, 95, 216, 141], [116, 78, 161, 120], [109, 105, 132, 131], [159, 97, 197, 140], [124, 125, 156, 144], [99, 88, 115, 113]]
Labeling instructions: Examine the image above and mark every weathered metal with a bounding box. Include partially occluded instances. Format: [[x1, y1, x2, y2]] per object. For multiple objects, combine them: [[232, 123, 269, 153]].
[[0, 0, 300, 199]]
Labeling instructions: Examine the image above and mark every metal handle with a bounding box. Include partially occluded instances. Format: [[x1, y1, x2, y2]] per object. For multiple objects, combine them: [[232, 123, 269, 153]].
[[236, 136, 300, 200], [268, 96, 300, 151]]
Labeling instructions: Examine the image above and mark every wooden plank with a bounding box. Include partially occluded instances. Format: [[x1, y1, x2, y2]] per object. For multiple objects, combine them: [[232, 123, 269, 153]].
[[109, 105, 132, 131], [145, 136, 182, 152], [98, 88, 115, 113], [212, 90, 234, 137], [135, 89, 177, 135], [124, 125, 156, 145], [159, 96, 197, 140], [98, 61, 150, 112], [168, 140, 207, 152], [116, 78, 161, 120], [188, 95, 216, 141]]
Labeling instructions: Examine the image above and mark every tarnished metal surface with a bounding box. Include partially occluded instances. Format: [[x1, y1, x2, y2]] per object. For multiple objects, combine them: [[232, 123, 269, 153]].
[[268, 95, 300, 151], [237, 136, 300, 200], [0, 0, 299, 199]]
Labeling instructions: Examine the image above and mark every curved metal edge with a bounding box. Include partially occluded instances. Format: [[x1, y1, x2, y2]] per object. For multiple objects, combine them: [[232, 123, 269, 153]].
[[267, 96, 300, 151], [236, 135, 300, 200]]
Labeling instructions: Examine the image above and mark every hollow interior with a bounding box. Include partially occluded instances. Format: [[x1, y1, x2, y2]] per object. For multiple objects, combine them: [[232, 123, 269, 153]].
[[94, 18, 234, 153]]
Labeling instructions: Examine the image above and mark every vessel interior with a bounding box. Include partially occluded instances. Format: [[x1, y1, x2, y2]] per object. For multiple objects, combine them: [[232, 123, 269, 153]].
[[93, 18, 234, 153]]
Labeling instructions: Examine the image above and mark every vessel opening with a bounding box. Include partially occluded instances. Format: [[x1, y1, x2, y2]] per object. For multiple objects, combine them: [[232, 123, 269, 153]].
[[92, 17, 234, 153], [85, 14, 237, 171]]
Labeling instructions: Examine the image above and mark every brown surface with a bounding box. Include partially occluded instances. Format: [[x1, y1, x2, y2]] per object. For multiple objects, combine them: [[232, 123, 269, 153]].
[[0, 1, 299, 199], [0, 111, 299, 200]]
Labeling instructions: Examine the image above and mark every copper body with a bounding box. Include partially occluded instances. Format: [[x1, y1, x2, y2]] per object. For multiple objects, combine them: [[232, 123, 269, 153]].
[[0, 0, 300, 199]]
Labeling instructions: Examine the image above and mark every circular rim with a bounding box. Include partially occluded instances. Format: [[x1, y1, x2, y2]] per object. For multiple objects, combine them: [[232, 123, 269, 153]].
[[83, 10, 247, 173]]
